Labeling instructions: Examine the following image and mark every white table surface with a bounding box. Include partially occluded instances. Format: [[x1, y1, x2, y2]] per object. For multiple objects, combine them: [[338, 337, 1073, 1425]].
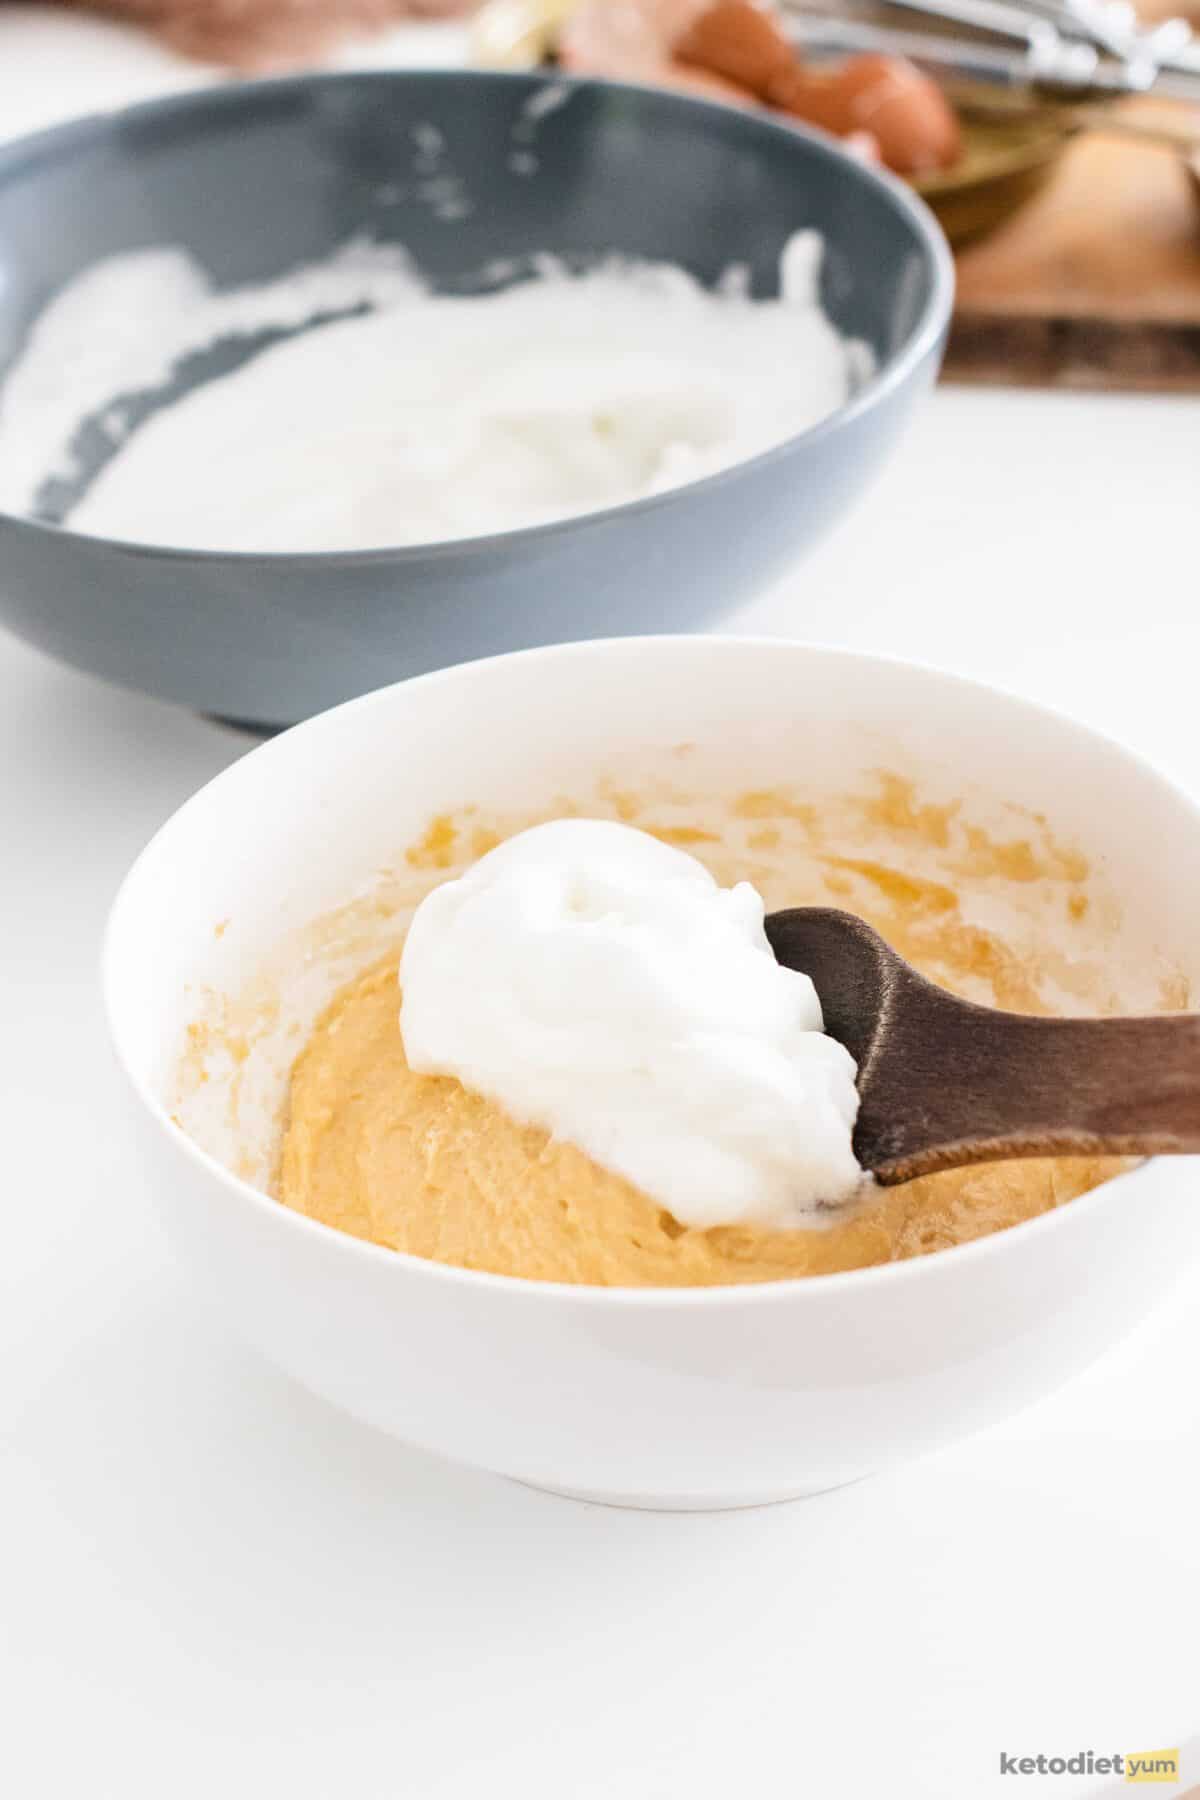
[[2, 15, 1199, 1800]]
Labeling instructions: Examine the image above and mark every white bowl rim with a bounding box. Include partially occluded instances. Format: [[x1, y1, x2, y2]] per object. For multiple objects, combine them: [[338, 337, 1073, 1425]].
[[102, 634, 1196, 1308], [0, 67, 955, 566]]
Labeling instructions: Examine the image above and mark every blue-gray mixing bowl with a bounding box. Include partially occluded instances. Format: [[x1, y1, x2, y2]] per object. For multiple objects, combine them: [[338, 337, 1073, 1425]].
[[0, 71, 952, 726]]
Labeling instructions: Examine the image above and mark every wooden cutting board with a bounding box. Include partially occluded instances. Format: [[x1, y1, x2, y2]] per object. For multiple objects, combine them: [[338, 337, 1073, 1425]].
[[943, 0, 1200, 395], [946, 103, 1200, 390]]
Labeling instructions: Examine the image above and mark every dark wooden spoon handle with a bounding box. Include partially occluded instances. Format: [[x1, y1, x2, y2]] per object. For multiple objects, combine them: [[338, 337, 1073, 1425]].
[[861, 965, 1200, 1184]]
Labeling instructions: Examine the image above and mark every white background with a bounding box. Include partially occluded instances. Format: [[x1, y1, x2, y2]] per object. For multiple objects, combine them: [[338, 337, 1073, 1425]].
[[1, 12, 1198, 1798]]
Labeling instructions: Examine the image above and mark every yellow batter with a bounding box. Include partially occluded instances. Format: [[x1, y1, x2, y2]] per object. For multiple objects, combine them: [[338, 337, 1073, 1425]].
[[279, 952, 1124, 1285], [276, 779, 1145, 1287]]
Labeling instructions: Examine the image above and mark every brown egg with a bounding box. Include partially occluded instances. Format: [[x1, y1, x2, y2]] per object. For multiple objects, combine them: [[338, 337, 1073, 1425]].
[[674, 0, 796, 99], [777, 54, 962, 176]]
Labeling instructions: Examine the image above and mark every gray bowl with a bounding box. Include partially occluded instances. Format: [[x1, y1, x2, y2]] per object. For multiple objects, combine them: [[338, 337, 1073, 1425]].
[[0, 71, 952, 727]]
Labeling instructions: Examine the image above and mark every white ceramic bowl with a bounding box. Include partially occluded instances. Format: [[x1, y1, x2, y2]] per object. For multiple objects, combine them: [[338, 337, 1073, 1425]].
[[104, 639, 1200, 1509]]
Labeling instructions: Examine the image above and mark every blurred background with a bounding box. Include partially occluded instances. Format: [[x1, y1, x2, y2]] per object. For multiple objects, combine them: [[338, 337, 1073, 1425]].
[[6, 0, 1200, 391]]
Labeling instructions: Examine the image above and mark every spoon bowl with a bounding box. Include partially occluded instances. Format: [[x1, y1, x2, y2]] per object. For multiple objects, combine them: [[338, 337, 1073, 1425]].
[[102, 638, 1200, 1507], [767, 907, 1200, 1183]]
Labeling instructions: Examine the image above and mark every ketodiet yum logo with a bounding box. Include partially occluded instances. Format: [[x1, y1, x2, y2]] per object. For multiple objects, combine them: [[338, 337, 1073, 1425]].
[[999, 1748, 1180, 1783]]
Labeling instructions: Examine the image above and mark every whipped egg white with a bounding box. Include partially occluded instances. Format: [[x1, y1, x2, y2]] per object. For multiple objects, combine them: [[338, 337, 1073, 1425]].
[[0, 234, 870, 550], [398, 819, 865, 1231]]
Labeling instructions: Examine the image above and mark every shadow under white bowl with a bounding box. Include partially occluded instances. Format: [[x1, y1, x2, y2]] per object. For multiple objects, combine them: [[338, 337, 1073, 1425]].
[[103, 638, 1200, 1509]]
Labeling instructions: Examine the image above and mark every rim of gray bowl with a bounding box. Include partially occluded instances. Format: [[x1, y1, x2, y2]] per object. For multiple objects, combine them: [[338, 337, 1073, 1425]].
[[0, 67, 955, 566]]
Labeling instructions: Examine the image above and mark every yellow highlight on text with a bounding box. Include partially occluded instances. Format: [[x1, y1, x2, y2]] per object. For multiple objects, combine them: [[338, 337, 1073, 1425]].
[[1125, 1748, 1180, 1784]]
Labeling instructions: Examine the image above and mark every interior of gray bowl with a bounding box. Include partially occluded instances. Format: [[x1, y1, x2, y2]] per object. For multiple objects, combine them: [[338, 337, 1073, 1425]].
[[0, 70, 943, 526]]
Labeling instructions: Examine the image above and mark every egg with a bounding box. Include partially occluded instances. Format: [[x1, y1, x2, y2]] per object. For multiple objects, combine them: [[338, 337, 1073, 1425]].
[[776, 54, 962, 176], [565, 0, 962, 179], [674, 0, 796, 97]]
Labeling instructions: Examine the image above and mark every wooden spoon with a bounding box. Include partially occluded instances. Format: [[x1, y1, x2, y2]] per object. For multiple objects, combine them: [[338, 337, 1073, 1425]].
[[764, 908, 1200, 1185]]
